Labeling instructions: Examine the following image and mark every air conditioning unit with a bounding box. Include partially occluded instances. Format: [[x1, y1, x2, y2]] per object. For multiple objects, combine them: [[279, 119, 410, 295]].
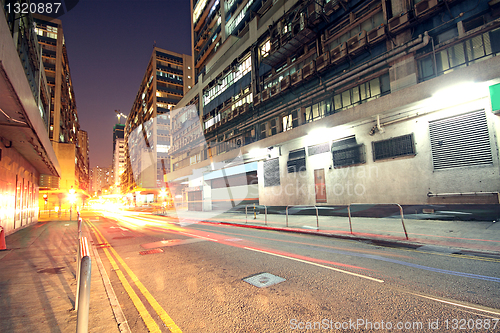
[[414, 0, 439, 18], [367, 24, 386, 44], [302, 61, 316, 79], [254, 93, 261, 106], [241, 103, 249, 114], [388, 12, 409, 32], [262, 88, 270, 101], [291, 68, 303, 86], [270, 85, 278, 96], [347, 30, 367, 56], [324, 0, 340, 15], [330, 42, 347, 65], [316, 52, 330, 72], [280, 75, 290, 91], [308, 2, 323, 25], [293, 12, 307, 36]]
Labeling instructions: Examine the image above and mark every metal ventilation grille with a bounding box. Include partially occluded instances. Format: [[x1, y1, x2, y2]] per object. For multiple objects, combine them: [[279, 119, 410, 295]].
[[264, 158, 280, 187], [308, 142, 329, 156], [429, 110, 492, 170], [372, 134, 415, 161]]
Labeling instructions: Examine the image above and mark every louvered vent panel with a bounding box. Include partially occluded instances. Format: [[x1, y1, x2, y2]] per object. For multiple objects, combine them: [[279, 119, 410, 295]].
[[429, 110, 492, 170], [308, 143, 329, 156], [264, 158, 280, 187]]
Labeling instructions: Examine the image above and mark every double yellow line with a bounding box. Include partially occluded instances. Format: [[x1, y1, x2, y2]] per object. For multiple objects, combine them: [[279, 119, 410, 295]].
[[87, 219, 182, 333]]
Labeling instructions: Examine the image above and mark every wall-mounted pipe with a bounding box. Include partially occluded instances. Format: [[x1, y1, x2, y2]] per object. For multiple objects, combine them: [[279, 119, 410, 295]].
[[240, 32, 430, 131], [427, 191, 500, 204]]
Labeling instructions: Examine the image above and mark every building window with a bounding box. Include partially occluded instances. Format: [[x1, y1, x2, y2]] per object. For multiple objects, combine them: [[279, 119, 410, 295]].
[[372, 134, 415, 161], [282, 110, 298, 132], [287, 148, 306, 173], [333, 73, 390, 112], [332, 136, 365, 167], [261, 40, 271, 58], [418, 29, 497, 82], [429, 110, 492, 170]]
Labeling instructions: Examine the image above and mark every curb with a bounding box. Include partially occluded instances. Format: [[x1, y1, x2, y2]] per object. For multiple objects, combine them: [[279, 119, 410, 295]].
[[200, 219, 500, 258]]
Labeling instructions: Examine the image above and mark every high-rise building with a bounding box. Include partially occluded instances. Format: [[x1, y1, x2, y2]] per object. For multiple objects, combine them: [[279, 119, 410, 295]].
[[166, 0, 500, 211], [112, 124, 125, 193], [90, 166, 113, 195], [122, 47, 193, 193], [34, 14, 88, 196], [77, 130, 90, 191], [0, 5, 60, 232]]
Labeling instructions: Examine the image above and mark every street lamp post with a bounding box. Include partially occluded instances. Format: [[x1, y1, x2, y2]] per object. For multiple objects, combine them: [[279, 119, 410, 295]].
[[43, 194, 48, 216], [69, 187, 76, 221]]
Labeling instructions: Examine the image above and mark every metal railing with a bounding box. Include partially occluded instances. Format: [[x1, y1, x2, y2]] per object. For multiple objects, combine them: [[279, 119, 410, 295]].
[[286, 205, 319, 230], [75, 213, 91, 332], [347, 203, 408, 239], [245, 204, 267, 225]]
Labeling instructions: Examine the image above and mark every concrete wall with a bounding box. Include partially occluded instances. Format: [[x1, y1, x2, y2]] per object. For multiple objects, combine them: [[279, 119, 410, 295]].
[[52, 142, 76, 190], [258, 96, 500, 206], [0, 140, 39, 234]]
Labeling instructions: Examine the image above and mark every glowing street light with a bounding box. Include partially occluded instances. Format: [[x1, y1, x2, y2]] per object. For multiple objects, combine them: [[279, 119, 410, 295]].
[[68, 186, 76, 220]]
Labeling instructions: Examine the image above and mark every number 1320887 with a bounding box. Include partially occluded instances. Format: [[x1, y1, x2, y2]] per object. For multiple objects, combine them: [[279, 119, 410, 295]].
[[5, 2, 62, 15]]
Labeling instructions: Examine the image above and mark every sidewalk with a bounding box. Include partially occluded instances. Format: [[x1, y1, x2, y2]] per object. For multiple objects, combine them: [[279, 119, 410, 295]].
[[0, 217, 120, 333], [166, 208, 500, 255]]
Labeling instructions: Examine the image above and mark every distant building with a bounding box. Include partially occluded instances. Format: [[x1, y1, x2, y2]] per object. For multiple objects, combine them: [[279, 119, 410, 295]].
[[0, 8, 60, 232], [122, 47, 193, 193], [77, 130, 90, 191], [34, 14, 88, 195], [113, 124, 125, 193], [165, 0, 500, 211], [90, 166, 113, 195]]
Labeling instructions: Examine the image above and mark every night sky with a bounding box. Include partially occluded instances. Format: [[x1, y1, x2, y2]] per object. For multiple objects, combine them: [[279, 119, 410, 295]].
[[59, 0, 192, 168]]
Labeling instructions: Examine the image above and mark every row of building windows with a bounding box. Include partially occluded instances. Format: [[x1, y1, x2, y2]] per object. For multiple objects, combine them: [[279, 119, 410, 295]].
[[418, 30, 497, 82], [203, 56, 252, 106], [156, 70, 182, 82]]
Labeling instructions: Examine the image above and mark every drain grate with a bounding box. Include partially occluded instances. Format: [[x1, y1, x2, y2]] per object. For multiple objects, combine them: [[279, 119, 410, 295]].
[[243, 273, 286, 288], [139, 248, 164, 255]]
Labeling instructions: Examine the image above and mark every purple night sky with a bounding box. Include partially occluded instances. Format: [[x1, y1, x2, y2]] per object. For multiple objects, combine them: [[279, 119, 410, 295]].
[[59, 0, 192, 168]]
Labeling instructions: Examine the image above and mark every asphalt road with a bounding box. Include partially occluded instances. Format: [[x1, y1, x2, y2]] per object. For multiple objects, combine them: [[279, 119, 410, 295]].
[[82, 210, 500, 332]]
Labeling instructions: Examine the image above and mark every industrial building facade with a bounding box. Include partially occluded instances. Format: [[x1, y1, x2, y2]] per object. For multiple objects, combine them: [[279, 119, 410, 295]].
[[33, 14, 88, 196], [166, 0, 500, 211], [0, 4, 60, 232], [122, 47, 193, 194]]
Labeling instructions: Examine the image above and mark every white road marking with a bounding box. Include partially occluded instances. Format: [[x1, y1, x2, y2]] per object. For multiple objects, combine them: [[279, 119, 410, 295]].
[[244, 247, 384, 283]]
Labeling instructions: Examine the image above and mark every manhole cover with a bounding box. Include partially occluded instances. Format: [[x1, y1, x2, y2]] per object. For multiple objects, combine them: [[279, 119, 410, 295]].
[[243, 273, 286, 288], [139, 248, 164, 255]]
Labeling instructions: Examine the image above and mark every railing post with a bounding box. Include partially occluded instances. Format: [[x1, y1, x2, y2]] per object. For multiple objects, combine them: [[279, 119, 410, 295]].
[[397, 204, 409, 240], [245, 205, 248, 223], [347, 204, 353, 234], [264, 205, 267, 225], [314, 206, 319, 230], [286, 206, 289, 227], [76, 256, 91, 333]]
